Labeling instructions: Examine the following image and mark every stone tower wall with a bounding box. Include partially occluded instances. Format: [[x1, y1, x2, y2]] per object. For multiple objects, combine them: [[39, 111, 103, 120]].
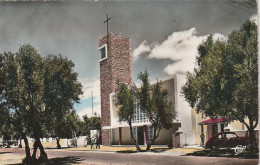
[[99, 33, 131, 145]]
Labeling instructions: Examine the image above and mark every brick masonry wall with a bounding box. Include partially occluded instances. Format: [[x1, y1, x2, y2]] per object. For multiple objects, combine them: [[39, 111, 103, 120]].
[[99, 33, 131, 145]]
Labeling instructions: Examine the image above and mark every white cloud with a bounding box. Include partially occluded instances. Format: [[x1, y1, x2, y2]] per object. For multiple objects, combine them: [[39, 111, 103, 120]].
[[132, 40, 150, 61], [77, 104, 101, 120], [79, 78, 100, 103], [148, 28, 207, 75], [132, 28, 227, 75], [212, 33, 227, 42], [250, 14, 258, 25]]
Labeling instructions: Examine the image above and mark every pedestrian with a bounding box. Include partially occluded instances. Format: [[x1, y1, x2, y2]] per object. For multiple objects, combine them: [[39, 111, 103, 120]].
[[200, 132, 205, 146], [91, 137, 96, 149], [96, 136, 100, 149]]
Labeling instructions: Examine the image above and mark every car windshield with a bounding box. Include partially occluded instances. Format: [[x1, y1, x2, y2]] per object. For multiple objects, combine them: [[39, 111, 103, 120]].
[[218, 134, 226, 139], [217, 132, 237, 139], [226, 133, 237, 139]]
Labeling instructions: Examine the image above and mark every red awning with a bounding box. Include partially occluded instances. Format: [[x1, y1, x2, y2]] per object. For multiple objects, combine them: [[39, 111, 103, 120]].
[[199, 118, 228, 125]]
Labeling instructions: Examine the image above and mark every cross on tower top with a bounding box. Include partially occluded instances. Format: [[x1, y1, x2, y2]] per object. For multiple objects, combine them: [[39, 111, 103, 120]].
[[104, 14, 111, 37]]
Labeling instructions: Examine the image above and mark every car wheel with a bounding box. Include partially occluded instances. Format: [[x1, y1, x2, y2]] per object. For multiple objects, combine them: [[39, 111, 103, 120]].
[[212, 146, 217, 150]]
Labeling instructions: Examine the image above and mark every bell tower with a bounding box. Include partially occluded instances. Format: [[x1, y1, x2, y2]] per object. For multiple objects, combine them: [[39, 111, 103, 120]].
[[98, 32, 131, 145]]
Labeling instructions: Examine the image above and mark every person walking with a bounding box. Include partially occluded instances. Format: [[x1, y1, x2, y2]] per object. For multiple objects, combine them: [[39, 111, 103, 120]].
[[96, 136, 100, 149], [91, 137, 96, 149]]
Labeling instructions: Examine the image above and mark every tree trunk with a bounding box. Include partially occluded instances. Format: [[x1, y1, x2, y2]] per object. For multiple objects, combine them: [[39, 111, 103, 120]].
[[22, 134, 31, 159], [248, 127, 256, 149], [22, 134, 32, 164], [56, 137, 61, 149], [36, 138, 48, 160], [129, 122, 141, 151], [19, 139, 22, 148], [146, 127, 161, 151], [31, 140, 38, 160]]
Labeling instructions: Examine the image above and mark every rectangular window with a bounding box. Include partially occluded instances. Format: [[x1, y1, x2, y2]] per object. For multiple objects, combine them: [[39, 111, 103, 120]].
[[133, 99, 148, 123], [132, 126, 137, 141], [101, 47, 106, 59], [148, 126, 154, 141], [98, 44, 107, 61]]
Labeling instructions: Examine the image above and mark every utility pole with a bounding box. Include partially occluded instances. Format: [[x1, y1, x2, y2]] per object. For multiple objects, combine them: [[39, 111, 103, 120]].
[[257, 1, 260, 163], [92, 91, 93, 116]]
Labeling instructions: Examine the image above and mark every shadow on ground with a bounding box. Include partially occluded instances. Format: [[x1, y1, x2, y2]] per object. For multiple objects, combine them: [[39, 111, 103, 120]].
[[45, 147, 72, 150], [0, 152, 12, 154], [10, 156, 84, 165], [150, 147, 171, 153], [116, 150, 138, 153], [116, 147, 171, 154], [185, 149, 258, 159]]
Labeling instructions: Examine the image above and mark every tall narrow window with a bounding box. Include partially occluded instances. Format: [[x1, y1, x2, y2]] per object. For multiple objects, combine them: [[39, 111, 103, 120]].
[[131, 126, 137, 141], [101, 47, 106, 59], [148, 126, 154, 141], [98, 44, 107, 61], [133, 99, 148, 123]]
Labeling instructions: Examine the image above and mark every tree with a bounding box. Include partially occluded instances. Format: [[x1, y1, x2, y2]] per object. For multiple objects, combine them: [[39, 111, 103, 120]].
[[54, 110, 82, 147], [116, 83, 141, 151], [182, 19, 258, 148], [82, 115, 101, 138], [138, 71, 175, 150], [2, 46, 47, 162], [0, 54, 9, 139], [15, 45, 47, 161], [43, 55, 83, 148], [0, 54, 17, 144], [1, 44, 83, 163], [0, 111, 12, 143], [116, 71, 175, 151]]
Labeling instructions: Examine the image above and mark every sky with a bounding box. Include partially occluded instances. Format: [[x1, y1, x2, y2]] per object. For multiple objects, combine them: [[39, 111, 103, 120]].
[[0, 0, 257, 118]]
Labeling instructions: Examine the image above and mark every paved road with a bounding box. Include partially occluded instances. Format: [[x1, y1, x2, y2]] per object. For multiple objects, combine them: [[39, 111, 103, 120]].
[[0, 148, 258, 165]]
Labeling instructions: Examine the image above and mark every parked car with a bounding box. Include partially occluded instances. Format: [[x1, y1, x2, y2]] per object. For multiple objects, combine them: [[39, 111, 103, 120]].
[[205, 132, 250, 149]]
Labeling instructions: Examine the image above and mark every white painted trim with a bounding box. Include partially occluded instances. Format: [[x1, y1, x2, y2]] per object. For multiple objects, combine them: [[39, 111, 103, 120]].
[[230, 130, 248, 132], [98, 44, 108, 62], [110, 92, 117, 127], [230, 129, 259, 132], [102, 122, 152, 130]]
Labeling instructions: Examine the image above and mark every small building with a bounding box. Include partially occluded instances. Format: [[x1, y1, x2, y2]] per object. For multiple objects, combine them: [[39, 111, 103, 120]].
[[193, 113, 259, 146]]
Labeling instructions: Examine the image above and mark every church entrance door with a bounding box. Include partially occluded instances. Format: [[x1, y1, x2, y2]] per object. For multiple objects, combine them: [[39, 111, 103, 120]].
[[137, 127, 144, 145]]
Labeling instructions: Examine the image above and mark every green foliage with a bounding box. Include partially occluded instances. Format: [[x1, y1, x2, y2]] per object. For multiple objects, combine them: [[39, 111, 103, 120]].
[[138, 71, 175, 150], [116, 70, 175, 151], [2, 45, 45, 138], [116, 83, 136, 123], [43, 55, 83, 141], [116, 83, 141, 151], [138, 71, 174, 130], [0, 44, 83, 156], [82, 115, 101, 137], [182, 19, 258, 146]]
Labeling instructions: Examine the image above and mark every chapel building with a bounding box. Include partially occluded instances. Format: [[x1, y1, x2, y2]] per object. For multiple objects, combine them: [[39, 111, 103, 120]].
[[98, 32, 257, 147]]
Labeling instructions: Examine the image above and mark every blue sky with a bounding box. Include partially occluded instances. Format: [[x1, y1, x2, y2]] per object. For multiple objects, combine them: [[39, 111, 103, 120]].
[[0, 1, 256, 118]]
